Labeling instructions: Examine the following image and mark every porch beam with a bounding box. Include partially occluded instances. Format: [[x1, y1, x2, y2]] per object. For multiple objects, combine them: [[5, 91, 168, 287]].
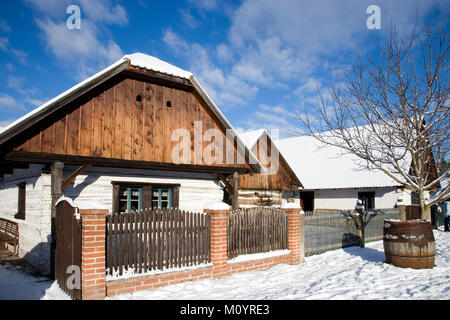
[[215, 173, 234, 195], [62, 164, 92, 191]]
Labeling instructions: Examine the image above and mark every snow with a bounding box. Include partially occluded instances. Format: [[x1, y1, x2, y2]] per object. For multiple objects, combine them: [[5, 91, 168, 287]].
[[108, 229, 450, 300], [228, 250, 290, 264], [106, 263, 213, 281], [239, 129, 266, 150], [124, 53, 193, 80], [1, 229, 448, 300], [276, 134, 406, 190], [203, 202, 230, 211], [0, 262, 69, 300], [281, 202, 301, 210]]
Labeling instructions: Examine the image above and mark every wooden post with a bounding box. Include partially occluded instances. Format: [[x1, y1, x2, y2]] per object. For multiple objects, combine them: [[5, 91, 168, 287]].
[[51, 161, 64, 218], [231, 172, 239, 210], [50, 161, 64, 279]]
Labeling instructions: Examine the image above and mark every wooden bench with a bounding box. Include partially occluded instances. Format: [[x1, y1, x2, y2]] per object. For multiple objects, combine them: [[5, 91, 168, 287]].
[[0, 218, 19, 255]]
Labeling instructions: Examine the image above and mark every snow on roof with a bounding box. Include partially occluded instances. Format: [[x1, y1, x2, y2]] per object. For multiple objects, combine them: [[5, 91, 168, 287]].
[[276, 134, 403, 190], [239, 129, 266, 150], [124, 53, 193, 79]]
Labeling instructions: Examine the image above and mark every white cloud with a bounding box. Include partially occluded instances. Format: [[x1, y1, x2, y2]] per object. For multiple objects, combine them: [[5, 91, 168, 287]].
[[163, 29, 258, 108], [0, 94, 25, 112], [25, 0, 128, 25], [26, 0, 126, 80], [216, 43, 232, 62], [180, 10, 200, 29], [0, 37, 28, 64]]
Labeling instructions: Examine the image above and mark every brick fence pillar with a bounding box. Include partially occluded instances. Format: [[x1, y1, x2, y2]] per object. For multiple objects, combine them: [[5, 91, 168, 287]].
[[204, 202, 230, 279], [281, 203, 304, 265], [79, 208, 109, 300]]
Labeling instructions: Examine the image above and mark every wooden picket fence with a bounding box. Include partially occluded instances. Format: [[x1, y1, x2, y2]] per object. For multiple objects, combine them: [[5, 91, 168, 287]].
[[227, 207, 288, 259], [106, 208, 210, 277]]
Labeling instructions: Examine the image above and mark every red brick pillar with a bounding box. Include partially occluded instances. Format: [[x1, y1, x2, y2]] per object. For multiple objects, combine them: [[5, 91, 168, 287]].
[[79, 208, 109, 300], [282, 203, 304, 265], [204, 202, 230, 279]]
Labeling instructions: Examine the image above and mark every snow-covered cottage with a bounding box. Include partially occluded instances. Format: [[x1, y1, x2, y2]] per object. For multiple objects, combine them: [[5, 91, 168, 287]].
[[276, 135, 413, 211], [237, 129, 302, 207], [0, 53, 264, 275]]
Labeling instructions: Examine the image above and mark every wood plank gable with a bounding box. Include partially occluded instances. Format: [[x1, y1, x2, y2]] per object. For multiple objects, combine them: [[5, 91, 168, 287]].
[[2, 71, 251, 174], [239, 131, 302, 190]]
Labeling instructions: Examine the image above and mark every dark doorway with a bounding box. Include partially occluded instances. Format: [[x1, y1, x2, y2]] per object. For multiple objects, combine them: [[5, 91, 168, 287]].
[[300, 191, 314, 212]]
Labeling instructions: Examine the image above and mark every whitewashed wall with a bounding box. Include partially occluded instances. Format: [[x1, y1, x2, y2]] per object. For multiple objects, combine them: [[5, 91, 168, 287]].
[[0, 164, 224, 275], [62, 166, 224, 213], [282, 187, 412, 211], [0, 164, 51, 274]]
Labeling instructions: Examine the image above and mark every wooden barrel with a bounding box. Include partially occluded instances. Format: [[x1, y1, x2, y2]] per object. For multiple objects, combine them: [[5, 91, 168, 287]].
[[383, 220, 435, 269]]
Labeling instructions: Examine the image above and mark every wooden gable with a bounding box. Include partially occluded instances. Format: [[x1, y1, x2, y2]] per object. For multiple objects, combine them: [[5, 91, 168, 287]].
[[239, 131, 301, 190], [1, 69, 253, 174]]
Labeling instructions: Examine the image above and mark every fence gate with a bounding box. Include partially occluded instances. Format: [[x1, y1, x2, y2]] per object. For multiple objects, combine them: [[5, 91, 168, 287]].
[[55, 200, 82, 300]]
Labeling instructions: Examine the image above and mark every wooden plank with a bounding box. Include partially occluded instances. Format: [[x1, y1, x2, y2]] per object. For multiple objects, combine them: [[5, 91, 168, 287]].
[[142, 82, 153, 161], [154, 84, 163, 163], [66, 108, 80, 155], [92, 93, 104, 157], [79, 100, 92, 156], [122, 79, 134, 160], [53, 115, 66, 154], [113, 80, 124, 159], [103, 87, 114, 158], [133, 80, 144, 161]]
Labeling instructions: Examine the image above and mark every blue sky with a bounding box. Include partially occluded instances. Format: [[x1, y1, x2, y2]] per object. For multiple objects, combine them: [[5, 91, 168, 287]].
[[0, 0, 448, 137]]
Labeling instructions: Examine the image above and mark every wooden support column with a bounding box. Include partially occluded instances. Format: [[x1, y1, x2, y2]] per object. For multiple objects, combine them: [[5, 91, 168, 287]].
[[231, 172, 239, 210], [50, 161, 64, 279], [51, 161, 64, 218]]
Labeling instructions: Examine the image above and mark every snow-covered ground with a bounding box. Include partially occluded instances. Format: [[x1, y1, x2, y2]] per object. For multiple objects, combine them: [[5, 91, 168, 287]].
[[1, 229, 448, 300]]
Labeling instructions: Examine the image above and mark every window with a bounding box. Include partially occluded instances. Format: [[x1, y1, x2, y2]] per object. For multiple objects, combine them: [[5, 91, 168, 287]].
[[112, 182, 179, 213], [15, 183, 26, 220], [152, 188, 172, 209], [358, 192, 375, 210], [119, 186, 142, 213]]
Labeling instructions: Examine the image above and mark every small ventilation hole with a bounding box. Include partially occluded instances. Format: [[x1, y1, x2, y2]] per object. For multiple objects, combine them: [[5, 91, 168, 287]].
[[166, 100, 172, 107], [136, 95, 142, 102]]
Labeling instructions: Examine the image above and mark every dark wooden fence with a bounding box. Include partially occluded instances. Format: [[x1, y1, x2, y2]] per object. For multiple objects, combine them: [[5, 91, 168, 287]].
[[227, 207, 288, 259], [55, 201, 82, 300], [106, 208, 210, 277]]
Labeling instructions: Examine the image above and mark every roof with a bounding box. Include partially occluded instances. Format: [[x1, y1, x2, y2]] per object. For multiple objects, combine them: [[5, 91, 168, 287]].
[[276, 134, 404, 190], [0, 52, 264, 174]]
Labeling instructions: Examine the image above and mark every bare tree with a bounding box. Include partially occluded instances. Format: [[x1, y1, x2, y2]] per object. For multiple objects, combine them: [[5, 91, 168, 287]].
[[297, 20, 449, 220]]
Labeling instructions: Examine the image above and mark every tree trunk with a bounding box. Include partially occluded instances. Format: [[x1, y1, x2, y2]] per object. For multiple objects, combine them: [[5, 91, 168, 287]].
[[419, 189, 431, 221]]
